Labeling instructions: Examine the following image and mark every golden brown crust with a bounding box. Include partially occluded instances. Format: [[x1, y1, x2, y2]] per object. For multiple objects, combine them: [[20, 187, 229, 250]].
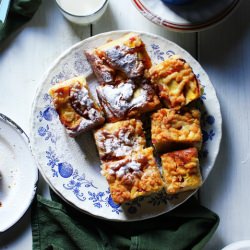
[[49, 76, 105, 137], [97, 79, 160, 122], [101, 147, 164, 204], [94, 119, 146, 162], [147, 55, 201, 110], [151, 108, 202, 152], [85, 33, 152, 84], [161, 147, 202, 194]]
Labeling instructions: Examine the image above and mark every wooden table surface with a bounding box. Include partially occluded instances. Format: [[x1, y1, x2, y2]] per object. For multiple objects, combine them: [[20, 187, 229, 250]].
[[0, 0, 249, 249]]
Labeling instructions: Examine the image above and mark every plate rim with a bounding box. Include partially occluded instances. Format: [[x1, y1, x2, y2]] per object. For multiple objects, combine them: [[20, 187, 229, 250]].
[[30, 30, 222, 221], [0, 113, 38, 232], [131, 0, 240, 32]]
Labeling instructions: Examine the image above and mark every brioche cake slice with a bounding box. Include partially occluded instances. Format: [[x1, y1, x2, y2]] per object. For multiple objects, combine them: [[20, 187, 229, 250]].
[[94, 119, 146, 162], [151, 108, 202, 152], [161, 148, 202, 194], [49, 76, 105, 137], [85, 32, 152, 84], [101, 147, 164, 204], [96, 79, 160, 122], [147, 55, 201, 110]]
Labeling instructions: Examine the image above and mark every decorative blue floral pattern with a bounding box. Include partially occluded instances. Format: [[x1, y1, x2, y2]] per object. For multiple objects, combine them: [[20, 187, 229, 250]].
[[125, 196, 144, 214], [166, 50, 175, 58], [88, 191, 107, 208], [69, 170, 97, 188], [148, 190, 178, 206], [206, 115, 215, 125], [64, 179, 86, 201], [88, 190, 122, 214], [199, 95, 216, 159], [51, 72, 65, 85], [107, 194, 123, 214], [58, 162, 73, 178], [43, 93, 52, 103], [203, 129, 215, 142], [63, 170, 97, 201], [74, 52, 91, 74], [202, 149, 209, 158], [37, 105, 57, 122], [46, 147, 59, 177], [50, 63, 74, 85], [150, 44, 165, 61], [38, 124, 57, 144]]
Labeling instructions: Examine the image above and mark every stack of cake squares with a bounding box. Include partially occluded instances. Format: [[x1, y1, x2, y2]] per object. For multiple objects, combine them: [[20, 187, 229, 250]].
[[49, 33, 203, 204]]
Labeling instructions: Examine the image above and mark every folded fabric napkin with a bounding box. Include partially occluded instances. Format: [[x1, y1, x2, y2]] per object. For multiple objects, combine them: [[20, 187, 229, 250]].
[[31, 191, 219, 250], [0, 0, 41, 43]]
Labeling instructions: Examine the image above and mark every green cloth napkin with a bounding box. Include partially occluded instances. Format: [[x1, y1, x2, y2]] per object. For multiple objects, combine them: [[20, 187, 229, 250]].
[[31, 191, 219, 250], [0, 0, 41, 43]]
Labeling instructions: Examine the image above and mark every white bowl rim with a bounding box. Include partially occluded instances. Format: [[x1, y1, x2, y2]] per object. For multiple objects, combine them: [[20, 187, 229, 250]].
[[55, 0, 109, 18]]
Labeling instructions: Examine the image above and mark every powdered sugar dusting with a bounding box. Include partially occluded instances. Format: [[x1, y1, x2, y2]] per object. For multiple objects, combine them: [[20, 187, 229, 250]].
[[72, 87, 93, 107], [68, 82, 104, 135], [97, 79, 150, 119], [109, 160, 142, 179], [99, 127, 141, 159], [101, 80, 135, 116], [105, 45, 144, 78]]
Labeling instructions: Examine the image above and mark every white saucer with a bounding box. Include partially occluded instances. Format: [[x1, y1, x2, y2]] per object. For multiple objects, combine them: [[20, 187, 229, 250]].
[[222, 240, 250, 250], [0, 114, 38, 232], [131, 0, 240, 32]]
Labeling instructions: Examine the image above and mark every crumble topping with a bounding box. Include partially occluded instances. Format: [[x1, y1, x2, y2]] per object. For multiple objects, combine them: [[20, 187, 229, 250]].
[[148, 55, 200, 109], [161, 148, 202, 194], [151, 108, 202, 152]]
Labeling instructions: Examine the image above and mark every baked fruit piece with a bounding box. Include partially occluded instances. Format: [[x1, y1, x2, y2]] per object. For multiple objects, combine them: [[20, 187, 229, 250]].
[[101, 147, 164, 204], [49, 76, 105, 137], [161, 147, 202, 194], [94, 119, 146, 162], [85, 32, 152, 84], [96, 79, 160, 122], [151, 108, 202, 152], [147, 55, 201, 110]]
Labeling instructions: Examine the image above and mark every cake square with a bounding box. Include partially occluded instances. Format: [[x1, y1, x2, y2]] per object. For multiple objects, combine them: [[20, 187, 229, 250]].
[[147, 55, 201, 110], [161, 148, 202, 194], [101, 147, 164, 204], [49, 76, 105, 137], [94, 119, 146, 162], [96, 79, 160, 122], [151, 108, 202, 152], [85, 32, 152, 84]]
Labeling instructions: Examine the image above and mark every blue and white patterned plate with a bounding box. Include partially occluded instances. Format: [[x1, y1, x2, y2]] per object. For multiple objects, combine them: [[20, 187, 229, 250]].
[[30, 31, 222, 221]]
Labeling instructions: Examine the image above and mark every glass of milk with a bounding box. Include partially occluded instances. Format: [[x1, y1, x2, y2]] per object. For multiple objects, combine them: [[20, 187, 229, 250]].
[[55, 0, 109, 25]]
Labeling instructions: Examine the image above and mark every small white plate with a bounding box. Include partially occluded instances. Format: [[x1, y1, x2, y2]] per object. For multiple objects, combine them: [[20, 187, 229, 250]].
[[222, 240, 250, 250], [0, 114, 38, 232], [30, 30, 222, 221], [131, 0, 239, 32]]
